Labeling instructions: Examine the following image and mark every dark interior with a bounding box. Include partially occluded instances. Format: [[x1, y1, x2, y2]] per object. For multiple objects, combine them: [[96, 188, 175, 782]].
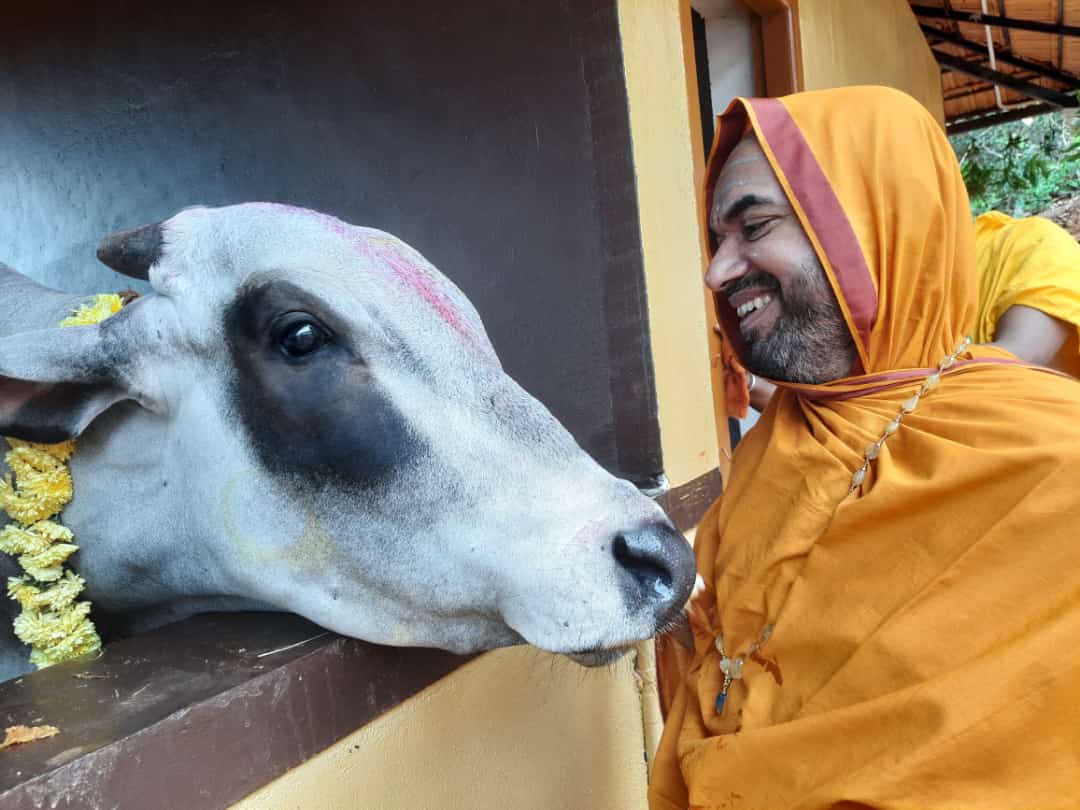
[[0, 0, 662, 484]]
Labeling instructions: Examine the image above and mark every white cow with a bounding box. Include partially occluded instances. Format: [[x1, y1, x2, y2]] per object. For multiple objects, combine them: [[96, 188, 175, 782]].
[[0, 203, 694, 680]]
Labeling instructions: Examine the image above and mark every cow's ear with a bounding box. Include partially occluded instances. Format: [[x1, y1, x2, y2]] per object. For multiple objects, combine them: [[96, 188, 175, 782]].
[[0, 311, 143, 442], [0, 378, 127, 443]]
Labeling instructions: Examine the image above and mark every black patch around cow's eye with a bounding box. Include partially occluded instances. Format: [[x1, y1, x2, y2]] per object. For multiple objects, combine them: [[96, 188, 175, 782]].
[[277, 316, 331, 359], [225, 280, 424, 490]]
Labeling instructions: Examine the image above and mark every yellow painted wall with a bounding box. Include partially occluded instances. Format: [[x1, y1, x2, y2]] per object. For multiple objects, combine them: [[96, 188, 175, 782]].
[[230, 646, 653, 810], [618, 0, 729, 489], [797, 0, 946, 125]]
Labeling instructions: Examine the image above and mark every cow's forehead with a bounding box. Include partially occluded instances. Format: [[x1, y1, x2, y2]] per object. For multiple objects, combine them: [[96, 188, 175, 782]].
[[161, 203, 489, 349]]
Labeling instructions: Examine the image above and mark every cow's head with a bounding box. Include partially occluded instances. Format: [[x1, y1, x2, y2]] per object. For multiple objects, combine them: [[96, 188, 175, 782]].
[[0, 204, 695, 662]]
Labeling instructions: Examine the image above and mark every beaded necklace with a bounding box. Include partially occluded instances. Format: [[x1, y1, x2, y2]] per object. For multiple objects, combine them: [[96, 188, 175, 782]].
[[847, 336, 972, 495]]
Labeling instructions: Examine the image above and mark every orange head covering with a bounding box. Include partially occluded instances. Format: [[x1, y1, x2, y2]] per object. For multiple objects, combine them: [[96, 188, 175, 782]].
[[651, 86, 1080, 810], [708, 87, 981, 380]]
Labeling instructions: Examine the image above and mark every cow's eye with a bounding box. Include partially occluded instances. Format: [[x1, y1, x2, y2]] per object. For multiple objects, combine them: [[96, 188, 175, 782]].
[[279, 320, 330, 358]]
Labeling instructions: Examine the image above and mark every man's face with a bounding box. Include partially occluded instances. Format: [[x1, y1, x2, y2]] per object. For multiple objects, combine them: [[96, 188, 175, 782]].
[[705, 135, 856, 384]]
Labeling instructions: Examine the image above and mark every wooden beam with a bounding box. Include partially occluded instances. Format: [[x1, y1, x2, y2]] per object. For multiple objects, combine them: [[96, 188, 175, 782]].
[[921, 24, 1080, 88], [761, 6, 800, 95], [1058, 0, 1066, 73], [734, 0, 800, 96], [913, 4, 1080, 38], [947, 102, 1058, 134], [996, 0, 1014, 51], [944, 72, 1045, 102], [933, 49, 1080, 107], [738, 0, 790, 14], [943, 0, 963, 38]]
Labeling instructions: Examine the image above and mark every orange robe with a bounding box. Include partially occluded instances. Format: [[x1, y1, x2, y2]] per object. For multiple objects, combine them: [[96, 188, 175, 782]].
[[650, 86, 1080, 810]]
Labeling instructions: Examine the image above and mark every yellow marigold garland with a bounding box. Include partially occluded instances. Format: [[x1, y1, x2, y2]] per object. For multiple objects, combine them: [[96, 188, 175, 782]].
[[59, 293, 123, 327], [0, 440, 75, 526], [0, 293, 124, 668]]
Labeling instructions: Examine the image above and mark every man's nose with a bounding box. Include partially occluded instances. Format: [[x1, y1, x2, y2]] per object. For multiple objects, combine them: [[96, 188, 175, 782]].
[[704, 239, 749, 292]]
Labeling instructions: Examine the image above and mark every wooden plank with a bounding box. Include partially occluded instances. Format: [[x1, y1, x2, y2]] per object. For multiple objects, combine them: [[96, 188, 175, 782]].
[[948, 101, 1058, 133], [0, 614, 469, 810], [655, 468, 723, 531]]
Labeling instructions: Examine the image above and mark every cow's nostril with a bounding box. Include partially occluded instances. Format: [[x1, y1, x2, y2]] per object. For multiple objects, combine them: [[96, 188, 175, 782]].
[[612, 534, 673, 597], [610, 522, 695, 627]]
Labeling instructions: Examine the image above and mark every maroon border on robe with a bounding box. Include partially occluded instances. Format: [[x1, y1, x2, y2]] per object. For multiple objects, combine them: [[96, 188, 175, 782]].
[[747, 97, 878, 373]]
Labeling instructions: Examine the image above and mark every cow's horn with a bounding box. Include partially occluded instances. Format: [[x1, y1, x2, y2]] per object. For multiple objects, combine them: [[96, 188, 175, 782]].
[[96, 222, 164, 281]]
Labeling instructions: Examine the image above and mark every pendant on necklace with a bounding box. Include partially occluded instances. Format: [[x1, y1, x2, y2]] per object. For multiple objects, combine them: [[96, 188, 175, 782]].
[[714, 626, 772, 715], [715, 655, 743, 714]]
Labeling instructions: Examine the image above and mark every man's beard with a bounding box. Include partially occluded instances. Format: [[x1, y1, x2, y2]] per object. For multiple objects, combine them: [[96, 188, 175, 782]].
[[734, 261, 856, 384]]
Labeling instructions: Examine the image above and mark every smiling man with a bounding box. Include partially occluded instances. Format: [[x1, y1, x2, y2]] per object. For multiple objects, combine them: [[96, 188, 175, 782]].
[[649, 86, 1080, 809], [706, 135, 855, 385]]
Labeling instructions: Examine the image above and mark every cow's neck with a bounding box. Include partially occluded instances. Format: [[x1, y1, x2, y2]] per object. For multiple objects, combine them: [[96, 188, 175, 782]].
[[2, 402, 275, 633], [0, 400, 277, 678]]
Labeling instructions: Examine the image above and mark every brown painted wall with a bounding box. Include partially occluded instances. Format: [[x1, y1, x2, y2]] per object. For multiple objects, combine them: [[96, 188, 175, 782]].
[[1, 0, 663, 485]]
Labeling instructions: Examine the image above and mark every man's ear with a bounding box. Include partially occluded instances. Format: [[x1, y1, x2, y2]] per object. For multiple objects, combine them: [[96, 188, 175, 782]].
[[0, 311, 144, 443]]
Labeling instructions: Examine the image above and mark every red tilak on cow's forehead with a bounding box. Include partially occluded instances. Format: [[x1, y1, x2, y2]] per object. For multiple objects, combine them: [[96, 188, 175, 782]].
[[363, 235, 477, 341], [255, 203, 476, 342]]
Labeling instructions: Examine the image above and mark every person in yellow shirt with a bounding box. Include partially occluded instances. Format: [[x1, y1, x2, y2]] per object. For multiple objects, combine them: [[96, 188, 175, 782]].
[[974, 210, 1080, 375], [650, 85, 1080, 810]]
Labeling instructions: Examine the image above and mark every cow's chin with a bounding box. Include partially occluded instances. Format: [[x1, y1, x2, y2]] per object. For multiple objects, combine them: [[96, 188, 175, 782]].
[[432, 622, 636, 666], [503, 617, 651, 667], [287, 589, 647, 662], [563, 647, 631, 667], [438, 624, 636, 665]]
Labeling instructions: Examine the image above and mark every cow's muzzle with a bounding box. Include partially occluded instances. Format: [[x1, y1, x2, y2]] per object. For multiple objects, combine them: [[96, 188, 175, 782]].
[[611, 520, 695, 631]]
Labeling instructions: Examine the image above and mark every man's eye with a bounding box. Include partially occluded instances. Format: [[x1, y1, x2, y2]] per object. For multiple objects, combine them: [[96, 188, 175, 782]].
[[279, 320, 331, 358], [744, 220, 772, 240]]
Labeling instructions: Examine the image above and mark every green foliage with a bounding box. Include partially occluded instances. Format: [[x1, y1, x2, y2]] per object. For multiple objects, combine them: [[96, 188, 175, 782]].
[[950, 109, 1080, 217]]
